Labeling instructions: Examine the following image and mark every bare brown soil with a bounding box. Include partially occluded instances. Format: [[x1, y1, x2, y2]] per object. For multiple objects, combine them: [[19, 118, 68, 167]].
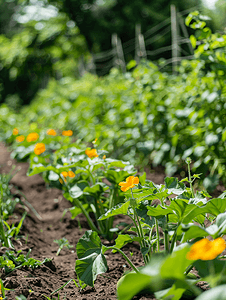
[[0, 142, 224, 300]]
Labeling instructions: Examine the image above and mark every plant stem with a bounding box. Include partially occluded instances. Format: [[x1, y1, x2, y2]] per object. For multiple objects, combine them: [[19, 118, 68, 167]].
[[108, 246, 139, 273], [164, 230, 169, 254], [130, 190, 148, 264], [164, 215, 169, 253], [72, 197, 100, 234], [169, 223, 180, 253], [136, 213, 148, 264], [106, 187, 116, 240], [184, 264, 194, 275], [187, 159, 195, 198], [155, 218, 160, 252]]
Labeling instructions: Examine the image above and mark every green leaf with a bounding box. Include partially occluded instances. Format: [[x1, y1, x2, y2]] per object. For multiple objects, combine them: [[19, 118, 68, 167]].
[[147, 205, 173, 218], [117, 272, 152, 300], [75, 231, 108, 287], [69, 204, 89, 218], [75, 253, 107, 287], [83, 183, 108, 197], [27, 164, 57, 176], [69, 185, 83, 199], [155, 280, 188, 300], [113, 234, 142, 253], [190, 35, 197, 48], [139, 172, 146, 185], [168, 197, 226, 225], [164, 177, 186, 195], [104, 169, 136, 185], [195, 285, 226, 300], [145, 190, 170, 201], [76, 230, 102, 259], [136, 203, 155, 228], [106, 158, 131, 168], [160, 245, 191, 280], [127, 60, 137, 70], [181, 224, 211, 242], [194, 259, 226, 279], [98, 201, 130, 220]]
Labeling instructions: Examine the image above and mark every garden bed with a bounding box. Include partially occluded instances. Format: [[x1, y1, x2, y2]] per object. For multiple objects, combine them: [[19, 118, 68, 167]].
[[1, 142, 225, 300], [0, 143, 163, 300]]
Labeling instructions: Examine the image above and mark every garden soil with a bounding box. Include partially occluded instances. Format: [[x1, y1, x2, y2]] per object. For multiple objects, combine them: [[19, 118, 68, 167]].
[[0, 142, 225, 300]]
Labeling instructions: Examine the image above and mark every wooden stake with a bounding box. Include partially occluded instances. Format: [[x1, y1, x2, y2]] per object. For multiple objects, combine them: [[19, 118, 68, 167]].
[[171, 5, 179, 74]]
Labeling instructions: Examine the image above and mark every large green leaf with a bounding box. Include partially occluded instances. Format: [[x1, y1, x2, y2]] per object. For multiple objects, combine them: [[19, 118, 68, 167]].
[[181, 224, 211, 242], [182, 198, 226, 224], [147, 205, 173, 217], [75, 230, 108, 287], [194, 259, 226, 279], [117, 272, 153, 300], [69, 185, 83, 199], [117, 246, 193, 300], [98, 201, 130, 220], [155, 280, 188, 300], [104, 169, 136, 185], [160, 244, 191, 280], [164, 177, 186, 195], [75, 252, 107, 287], [144, 190, 170, 202], [76, 230, 102, 259], [195, 285, 226, 300], [83, 183, 108, 197]]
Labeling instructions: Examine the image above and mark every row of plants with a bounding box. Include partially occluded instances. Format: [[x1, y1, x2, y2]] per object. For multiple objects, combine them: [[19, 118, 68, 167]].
[[0, 11, 226, 299], [1, 12, 226, 191], [0, 162, 51, 298], [2, 124, 226, 299]]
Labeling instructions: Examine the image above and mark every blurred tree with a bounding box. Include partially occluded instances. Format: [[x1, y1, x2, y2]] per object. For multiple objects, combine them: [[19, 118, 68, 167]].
[[0, 0, 24, 37], [48, 0, 202, 56], [202, 0, 226, 32], [0, 2, 89, 106]]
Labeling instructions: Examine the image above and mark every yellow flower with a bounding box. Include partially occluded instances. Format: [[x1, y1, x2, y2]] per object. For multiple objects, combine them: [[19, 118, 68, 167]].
[[59, 178, 63, 185], [103, 155, 106, 159], [62, 130, 73, 136], [16, 135, 25, 142], [187, 238, 226, 261], [13, 128, 19, 135], [119, 176, 139, 192], [34, 143, 46, 155], [47, 129, 57, 136], [27, 132, 39, 142], [68, 170, 75, 178], [85, 148, 98, 158]]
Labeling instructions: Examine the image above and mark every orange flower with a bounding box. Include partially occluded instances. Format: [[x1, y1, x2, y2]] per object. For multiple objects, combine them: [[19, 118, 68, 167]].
[[85, 148, 98, 158], [47, 129, 57, 136], [187, 238, 226, 261], [62, 130, 73, 136], [34, 143, 46, 155], [119, 176, 139, 192], [59, 178, 63, 185], [16, 135, 25, 142], [103, 155, 106, 159], [13, 128, 19, 135], [68, 170, 75, 178], [27, 132, 39, 142], [61, 171, 75, 179], [61, 171, 68, 178]]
